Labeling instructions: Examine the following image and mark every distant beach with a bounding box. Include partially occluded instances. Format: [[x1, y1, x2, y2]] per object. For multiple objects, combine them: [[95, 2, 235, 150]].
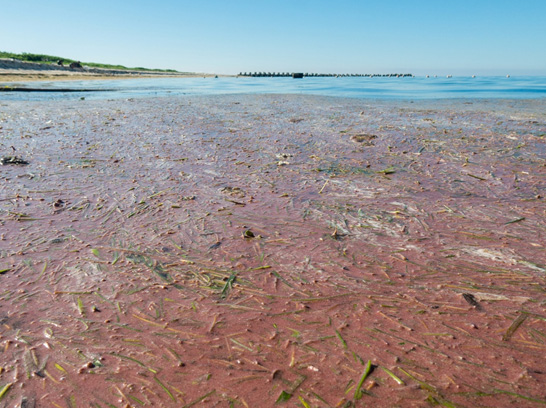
[[1, 94, 545, 407], [0, 58, 217, 82]]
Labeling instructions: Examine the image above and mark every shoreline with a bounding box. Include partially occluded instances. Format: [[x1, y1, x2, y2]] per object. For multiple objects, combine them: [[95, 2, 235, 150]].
[[0, 57, 223, 83], [1, 95, 545, 406], [0, 71, 221, 83]]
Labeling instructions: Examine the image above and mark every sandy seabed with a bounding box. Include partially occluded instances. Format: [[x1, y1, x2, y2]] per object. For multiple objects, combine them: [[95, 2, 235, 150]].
[[0, 94, 545, 407]]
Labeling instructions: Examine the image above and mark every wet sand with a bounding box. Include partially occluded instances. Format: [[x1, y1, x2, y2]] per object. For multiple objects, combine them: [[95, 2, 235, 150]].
[[0, 72, 215, 83], [1, 95, 545, 407]]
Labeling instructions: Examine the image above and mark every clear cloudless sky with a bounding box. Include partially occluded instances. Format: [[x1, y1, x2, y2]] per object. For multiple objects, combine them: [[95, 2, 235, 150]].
[[1, 0, 545, 76]]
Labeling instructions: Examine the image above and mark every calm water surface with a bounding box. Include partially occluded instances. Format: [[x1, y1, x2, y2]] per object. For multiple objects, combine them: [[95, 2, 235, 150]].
[[2, 76, 546, 101]]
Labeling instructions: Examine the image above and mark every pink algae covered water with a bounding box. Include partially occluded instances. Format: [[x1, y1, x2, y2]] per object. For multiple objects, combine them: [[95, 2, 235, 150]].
[[0, 95, 545, 407]]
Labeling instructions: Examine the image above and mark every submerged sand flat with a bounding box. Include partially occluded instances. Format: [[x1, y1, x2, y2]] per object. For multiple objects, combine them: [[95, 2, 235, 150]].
[[0, 95, 545, 407]]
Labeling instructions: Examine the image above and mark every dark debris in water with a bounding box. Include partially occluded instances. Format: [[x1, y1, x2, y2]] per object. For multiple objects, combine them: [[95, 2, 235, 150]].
[[242, 229, 255, 238], [462, 293, 482, 310], [1, 156, 29, 165], [350, 133, 377, 145]]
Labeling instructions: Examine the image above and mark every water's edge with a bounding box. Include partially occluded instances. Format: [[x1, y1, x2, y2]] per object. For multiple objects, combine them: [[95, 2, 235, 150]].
[[2, 76, 545, 101]]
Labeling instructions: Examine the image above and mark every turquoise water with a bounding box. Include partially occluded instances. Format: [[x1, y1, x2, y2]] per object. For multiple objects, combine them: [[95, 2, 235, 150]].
[[2, 75, 546, 101]]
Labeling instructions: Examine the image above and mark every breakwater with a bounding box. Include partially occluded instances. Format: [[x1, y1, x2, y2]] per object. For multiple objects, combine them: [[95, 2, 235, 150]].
[[238, 72, 413, 78]]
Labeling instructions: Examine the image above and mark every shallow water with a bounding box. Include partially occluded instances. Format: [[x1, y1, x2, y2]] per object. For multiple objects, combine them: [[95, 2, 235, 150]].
[[1, 95, 545, 407], [2, 75, 546, 101]]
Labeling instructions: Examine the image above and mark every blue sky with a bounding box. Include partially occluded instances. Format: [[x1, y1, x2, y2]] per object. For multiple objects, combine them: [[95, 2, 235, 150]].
[[2, 0, 545, 75]]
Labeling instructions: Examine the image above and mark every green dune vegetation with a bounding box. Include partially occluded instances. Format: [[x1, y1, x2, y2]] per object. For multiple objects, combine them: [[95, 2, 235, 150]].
[[0, 51, 178, 72]]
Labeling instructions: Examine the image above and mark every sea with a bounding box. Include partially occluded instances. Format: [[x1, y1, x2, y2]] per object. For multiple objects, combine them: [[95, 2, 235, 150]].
[[2, 75, 546, 101]]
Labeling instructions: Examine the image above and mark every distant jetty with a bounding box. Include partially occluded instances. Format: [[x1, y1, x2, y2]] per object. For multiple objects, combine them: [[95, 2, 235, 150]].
[[238, 72, 413, 78]]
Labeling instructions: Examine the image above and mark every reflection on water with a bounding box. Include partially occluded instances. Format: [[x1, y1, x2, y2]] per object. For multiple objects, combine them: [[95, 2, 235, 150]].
[[2, 75, 546, 101]]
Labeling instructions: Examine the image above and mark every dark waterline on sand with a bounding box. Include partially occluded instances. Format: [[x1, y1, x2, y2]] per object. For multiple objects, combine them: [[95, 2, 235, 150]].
[[2, 75, 546, 101]]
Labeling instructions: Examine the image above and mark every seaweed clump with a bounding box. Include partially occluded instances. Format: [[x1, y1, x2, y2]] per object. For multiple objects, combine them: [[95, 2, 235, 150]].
[[1, 156, 29, 165]]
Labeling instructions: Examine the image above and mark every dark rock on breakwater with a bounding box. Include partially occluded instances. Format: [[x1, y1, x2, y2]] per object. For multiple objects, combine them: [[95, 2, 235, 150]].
[[239, 72, 413, 78]]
